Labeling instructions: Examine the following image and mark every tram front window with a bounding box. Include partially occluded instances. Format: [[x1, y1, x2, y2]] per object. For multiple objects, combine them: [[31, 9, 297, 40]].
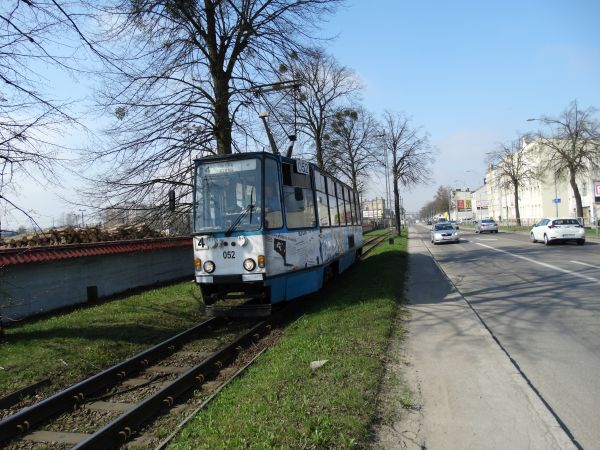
[[194, 158, 262, 233]]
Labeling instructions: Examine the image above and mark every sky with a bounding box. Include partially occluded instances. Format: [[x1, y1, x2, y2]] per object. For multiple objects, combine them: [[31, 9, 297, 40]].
[[3, 0, 600, 228], [324, 0, 600, 213]]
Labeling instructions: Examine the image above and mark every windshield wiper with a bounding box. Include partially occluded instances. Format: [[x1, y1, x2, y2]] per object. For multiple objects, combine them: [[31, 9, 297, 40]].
[[224, 188, 254, 237]]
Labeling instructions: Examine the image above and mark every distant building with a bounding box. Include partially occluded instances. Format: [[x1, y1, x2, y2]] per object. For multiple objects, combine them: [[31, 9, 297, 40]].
[[362, 197, 386, 222], [450, 189, 474, 222], [471, 184, 489, 221]]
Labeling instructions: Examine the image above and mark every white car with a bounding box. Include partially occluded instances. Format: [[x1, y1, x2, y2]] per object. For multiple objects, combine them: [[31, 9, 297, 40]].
[[530, 218, 585, 246], [431, 222, 460, 244]]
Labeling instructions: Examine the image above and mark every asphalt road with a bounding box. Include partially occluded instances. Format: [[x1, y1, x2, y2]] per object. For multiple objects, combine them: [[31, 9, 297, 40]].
[[413, 224, 600, 450]]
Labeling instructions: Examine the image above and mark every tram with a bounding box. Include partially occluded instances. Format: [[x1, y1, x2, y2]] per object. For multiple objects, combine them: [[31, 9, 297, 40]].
[[192, 151, 363, 315]]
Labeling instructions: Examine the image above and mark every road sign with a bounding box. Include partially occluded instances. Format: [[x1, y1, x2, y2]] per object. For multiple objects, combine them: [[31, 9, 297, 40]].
[[553, 198, 561, 203]]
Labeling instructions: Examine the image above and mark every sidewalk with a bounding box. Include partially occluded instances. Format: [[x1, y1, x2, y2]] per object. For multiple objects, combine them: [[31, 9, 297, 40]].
[[374, 228, 576, 450]]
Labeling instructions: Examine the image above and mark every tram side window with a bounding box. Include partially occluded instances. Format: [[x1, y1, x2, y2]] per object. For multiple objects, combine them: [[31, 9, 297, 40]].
[[337, 182, 347, 225], [351, 191, 358, 225], [282, 162, 317, 229], [345, 187, 353, 224], [355, 192, 361, 225], [314, 171, 330, 227], [264, 158, 283, 229], [327, 177, 339, 226]]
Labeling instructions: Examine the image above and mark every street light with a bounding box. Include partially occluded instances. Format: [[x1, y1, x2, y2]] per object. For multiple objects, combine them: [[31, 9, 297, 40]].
[[377, 133, 392, 229], [553, 172, 559, 216]]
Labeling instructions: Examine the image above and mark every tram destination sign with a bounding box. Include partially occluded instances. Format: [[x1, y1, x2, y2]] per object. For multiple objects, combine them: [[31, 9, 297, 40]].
[[204, 159, 257, 175]]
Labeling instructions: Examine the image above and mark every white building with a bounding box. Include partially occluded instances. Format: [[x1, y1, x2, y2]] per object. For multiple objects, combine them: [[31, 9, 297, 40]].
[[450, 189, 474, 222], [485, 140, 600, 226], [470, 184, 489, 221]]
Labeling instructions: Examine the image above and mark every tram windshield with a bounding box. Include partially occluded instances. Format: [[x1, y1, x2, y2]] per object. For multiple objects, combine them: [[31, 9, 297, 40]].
[[194, 157, 263, 234]]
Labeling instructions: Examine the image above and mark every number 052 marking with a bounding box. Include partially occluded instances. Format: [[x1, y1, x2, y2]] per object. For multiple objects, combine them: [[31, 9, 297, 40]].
[[223, 251, 235, 259]]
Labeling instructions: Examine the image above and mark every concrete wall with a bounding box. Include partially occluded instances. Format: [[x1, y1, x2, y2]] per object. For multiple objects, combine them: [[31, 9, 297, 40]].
[[0, 246, 194, 324]]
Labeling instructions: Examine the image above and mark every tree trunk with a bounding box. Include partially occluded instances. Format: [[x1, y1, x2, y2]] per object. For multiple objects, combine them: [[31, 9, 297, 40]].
[[569, 169, 583, 218], [513, 181, 521, 226], [393, 173, 401, 233], [213, 75, 232, 155], [315, 133, 324, 169]]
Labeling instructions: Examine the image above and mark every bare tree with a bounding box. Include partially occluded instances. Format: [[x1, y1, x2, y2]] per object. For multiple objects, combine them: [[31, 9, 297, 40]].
[[419, 186, 451, 220], [326, 107, 378, 194], [87, 0, 342, 218], [381, 111, 433, 232], [0, 1, 95, 229], [532, 101, 600, 218], [487, 136, 540, 226], [277, 48, 362, 166]]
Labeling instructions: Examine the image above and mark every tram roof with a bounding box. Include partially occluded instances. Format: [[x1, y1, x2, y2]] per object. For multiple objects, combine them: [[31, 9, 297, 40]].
[[193, 152, 356, 192]]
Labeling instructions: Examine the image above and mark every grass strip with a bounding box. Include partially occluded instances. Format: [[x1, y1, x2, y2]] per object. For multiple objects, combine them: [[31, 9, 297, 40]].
[[168, 233, 408, 450], [0, 282, 204, 395]]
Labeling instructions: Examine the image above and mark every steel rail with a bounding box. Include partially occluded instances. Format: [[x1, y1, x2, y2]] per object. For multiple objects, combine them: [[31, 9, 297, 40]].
[[361, 231, 396, 257], [73, 320, 273, 449], [0, 379, 49, 410], [0, 316, 222, 443]]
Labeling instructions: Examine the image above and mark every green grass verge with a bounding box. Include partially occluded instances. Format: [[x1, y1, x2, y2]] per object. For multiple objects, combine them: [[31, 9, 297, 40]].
[[498, 225, 531, 232], [585, 228, 600, 238], [0, 282, 204, 396], [168, 233, 408, 450]]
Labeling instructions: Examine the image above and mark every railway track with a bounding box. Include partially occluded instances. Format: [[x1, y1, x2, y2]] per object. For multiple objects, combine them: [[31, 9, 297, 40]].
[[0, 316, 272, 449], [362, 229, 397, 257], [1, 232, 395, 449]]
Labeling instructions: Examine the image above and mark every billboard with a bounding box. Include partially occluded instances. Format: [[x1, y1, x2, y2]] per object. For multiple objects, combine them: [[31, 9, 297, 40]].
[[457, 199, 471, 211], [595, 180, 600, 203]]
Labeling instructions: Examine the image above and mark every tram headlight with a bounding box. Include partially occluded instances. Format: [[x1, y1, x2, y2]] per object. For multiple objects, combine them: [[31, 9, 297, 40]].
[[203, 260, 215, 273], [243, 258, 256, 272]]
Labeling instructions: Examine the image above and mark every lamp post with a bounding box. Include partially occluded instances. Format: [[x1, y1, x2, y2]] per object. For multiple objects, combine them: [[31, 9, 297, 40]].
[[384, 149, 391, 228], [554, 172, 559, 216], [377, 133, 392, 229], [79, 209, 85, 227]]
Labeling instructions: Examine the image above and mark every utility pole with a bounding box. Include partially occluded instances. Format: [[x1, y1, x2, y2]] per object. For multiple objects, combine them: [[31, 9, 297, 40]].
[[79, 209, 85, 227]]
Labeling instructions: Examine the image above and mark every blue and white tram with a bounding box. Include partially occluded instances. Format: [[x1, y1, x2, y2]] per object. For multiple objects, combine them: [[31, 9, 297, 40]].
[[192, 152, 363, 314]]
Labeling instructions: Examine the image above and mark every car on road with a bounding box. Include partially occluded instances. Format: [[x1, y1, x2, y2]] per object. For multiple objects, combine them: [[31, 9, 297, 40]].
[[530, 218, 585, 245], [475, 219, 498, 234], [431, 222, 459, 244], [449, 220, 459, 229]]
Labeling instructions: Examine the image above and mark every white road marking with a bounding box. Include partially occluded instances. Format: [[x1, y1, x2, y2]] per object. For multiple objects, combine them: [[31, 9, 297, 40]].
[[570, 260, 600, 270], [476, 243, 600, 284]]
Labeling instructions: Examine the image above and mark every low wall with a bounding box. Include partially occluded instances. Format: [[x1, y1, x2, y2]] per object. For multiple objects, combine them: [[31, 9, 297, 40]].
[[0, 238, 193, 324]]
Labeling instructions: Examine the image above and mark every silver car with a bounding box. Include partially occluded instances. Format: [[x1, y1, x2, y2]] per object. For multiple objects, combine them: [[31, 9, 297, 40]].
[[530, 218, 585, 245], [475, 219, 498, 234], [431, 223, 460, 244]]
